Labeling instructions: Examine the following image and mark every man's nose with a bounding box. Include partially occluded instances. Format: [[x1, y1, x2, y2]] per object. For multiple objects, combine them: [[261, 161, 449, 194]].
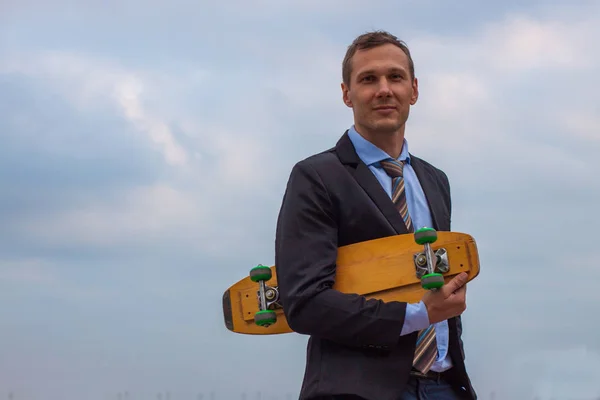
[[376, 78, 392, 96]]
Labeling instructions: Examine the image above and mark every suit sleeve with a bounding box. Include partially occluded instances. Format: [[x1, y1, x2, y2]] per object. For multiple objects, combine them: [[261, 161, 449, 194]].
[[274, 161, 409, 350]]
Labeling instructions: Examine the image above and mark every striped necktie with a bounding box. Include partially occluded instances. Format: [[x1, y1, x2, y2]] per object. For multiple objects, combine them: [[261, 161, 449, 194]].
[[379, 158, 438, 373]]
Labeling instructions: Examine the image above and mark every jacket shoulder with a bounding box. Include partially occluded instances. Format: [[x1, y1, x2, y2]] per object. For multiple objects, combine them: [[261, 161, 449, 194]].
[[296, 146, 338, 168], [287, 146, 342, 179], [410, 154, 450, 184]]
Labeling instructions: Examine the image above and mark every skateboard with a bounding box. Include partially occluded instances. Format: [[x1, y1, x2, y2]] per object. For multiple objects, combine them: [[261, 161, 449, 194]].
[[222, 228, 480, 335]]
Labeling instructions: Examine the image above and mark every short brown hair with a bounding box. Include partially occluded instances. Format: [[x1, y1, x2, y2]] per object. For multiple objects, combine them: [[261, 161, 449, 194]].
[[342, 30, 415, 86]]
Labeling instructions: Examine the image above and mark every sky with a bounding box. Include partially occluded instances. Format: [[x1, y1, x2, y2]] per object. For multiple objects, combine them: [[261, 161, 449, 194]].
[[1, 1, 600, 399]]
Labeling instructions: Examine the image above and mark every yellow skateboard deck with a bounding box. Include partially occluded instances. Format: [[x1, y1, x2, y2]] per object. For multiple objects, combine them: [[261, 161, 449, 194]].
[[222, 229, 480, 335]]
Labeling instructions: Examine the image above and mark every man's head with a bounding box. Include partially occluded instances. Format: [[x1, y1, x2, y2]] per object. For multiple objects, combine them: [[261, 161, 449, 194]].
[[341, 30, 419, 137]]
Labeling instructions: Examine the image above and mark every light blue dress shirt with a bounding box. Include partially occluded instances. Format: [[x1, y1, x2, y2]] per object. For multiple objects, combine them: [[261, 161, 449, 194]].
[[347, 125, 452, 372]]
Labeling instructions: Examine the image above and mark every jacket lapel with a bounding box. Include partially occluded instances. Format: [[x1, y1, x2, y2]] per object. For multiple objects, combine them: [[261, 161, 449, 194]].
[[410, 155, 443, 231], [334, 132, 409, 235]]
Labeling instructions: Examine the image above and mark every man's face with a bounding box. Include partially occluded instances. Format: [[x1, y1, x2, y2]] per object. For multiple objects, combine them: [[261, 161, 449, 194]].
[[342, 43, 418, 135]]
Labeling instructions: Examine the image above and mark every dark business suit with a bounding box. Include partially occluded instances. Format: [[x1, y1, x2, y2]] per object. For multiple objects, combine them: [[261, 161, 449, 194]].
[[274, 131, 476, 400]]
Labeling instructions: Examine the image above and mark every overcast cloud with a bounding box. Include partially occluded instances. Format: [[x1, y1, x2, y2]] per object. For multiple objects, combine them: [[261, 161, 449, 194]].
[[1, 1, 600, 399]]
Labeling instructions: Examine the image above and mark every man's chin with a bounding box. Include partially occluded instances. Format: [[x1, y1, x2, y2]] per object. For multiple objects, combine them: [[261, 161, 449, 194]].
[[371, 121, 402, 134]]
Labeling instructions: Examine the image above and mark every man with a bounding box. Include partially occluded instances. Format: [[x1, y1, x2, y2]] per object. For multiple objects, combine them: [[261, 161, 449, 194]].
[[274, 30, 477, 400]]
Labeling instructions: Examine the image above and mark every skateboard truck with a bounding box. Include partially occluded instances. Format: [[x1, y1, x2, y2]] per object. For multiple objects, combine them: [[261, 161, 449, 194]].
[[413, 227, 445, 290], [249, 264, 279, 327], [414, 248, 449, 279]]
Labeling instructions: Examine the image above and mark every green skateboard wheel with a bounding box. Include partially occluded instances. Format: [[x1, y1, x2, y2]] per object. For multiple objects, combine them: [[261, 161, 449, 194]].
[[421, 273, 444, 290], [254, 310, 277, 326], [250, 264, 272, 282], [414, 227, 437, 245]]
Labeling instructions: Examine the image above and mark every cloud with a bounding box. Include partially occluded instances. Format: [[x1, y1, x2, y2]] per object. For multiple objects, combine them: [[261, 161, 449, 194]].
[[560, 111, 600, 143], [506, 346, 600, 398], [402, 10, 600, 199], [0, 258, 59, 286], [480, 14, 595, 71], [1, 51, 190, 167], [114, 78, 188, 166], [0, 49, 289, 257], [16, 184, 200, 247]]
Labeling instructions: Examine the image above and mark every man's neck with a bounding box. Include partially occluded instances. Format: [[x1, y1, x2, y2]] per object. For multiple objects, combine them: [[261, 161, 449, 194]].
[[354, 125, 406, 159]]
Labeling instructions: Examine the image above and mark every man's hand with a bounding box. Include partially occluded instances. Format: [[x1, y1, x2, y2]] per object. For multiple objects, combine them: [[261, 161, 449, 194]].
[[421, 272, 468, 324]]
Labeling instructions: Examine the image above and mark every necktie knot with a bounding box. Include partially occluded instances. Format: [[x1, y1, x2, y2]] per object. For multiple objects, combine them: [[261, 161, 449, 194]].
[[379, 158, 406, 178]]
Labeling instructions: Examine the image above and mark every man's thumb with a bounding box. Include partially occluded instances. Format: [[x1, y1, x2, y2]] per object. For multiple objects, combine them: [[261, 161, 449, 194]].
[[443, 272, 468, 295]]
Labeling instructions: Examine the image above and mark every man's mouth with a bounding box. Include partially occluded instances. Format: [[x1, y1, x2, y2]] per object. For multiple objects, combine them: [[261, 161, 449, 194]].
[[374, 105, 396, 111]]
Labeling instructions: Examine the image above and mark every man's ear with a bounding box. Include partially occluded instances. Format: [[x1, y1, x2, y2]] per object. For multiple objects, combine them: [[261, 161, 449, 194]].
[[410, 77, 419, 105], [341, 82, 352, 107]]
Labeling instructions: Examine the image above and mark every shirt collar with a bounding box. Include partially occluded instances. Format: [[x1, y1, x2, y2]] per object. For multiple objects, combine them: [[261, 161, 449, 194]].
[[347, 125, 411, 166]]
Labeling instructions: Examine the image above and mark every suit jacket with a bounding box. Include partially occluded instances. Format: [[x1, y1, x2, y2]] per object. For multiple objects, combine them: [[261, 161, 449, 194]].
[[274, 131, 476, 400]]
